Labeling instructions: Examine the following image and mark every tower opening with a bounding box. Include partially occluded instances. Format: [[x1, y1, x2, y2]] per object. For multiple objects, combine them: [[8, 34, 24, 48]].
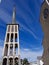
[[11, 33, 13, 42], [15, 25, 18, 32], [9, 58, 13, 65], [6, 33, 9, 42], [15, 57, 18, 65], [15, 33, 17, 42], [4, 44, 8, 56], [9, 44, 13, 56], [2, 58, 7, 65], [15, 44, 18, 56]]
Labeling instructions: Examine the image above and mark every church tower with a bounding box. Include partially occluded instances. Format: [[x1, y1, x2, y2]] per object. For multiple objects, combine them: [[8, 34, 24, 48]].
[[2, 7, 20, 65], [40, 0, 49, 65]]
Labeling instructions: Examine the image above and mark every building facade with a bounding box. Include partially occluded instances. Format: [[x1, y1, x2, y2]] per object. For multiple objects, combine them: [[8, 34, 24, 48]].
[[40, 0, 49, 65], [2, 7, 21, 65]]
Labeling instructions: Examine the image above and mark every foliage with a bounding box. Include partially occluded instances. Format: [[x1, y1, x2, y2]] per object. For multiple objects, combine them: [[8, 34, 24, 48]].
[[21, 58, 30, 65]]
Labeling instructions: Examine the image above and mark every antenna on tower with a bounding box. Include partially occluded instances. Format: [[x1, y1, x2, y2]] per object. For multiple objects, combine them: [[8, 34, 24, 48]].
[[12, 5, 16, 24]]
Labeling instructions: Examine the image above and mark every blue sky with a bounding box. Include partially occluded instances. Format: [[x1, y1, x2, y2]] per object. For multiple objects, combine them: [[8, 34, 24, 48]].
[[0, 0, 44, 62]]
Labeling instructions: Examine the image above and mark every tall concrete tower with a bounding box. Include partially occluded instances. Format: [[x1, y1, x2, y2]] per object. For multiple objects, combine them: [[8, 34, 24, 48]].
[[2, 7, 20, 65], [40, 0, 49, 65]]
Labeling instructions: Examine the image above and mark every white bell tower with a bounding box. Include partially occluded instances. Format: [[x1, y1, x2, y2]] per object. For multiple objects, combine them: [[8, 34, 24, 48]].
[[2, 7, 21, 65]]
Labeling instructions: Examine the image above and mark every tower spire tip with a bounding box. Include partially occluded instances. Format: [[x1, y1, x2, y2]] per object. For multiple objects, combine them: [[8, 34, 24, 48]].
[[12, 6, 16, 24]]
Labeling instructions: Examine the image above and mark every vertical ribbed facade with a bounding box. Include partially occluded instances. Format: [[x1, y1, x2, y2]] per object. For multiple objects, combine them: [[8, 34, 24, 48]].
[[2, 7, 20, 65]]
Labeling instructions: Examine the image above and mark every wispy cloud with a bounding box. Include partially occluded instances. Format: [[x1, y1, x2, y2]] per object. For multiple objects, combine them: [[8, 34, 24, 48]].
[[20, 39, 43, 51], [0, 46, 3, 59], [0, 8, 11, 24], [0, 45, 43, 62], [18, 21, 39, 40], [0, 39, 4, 59], [0, 39, 4, 46], [23, 48, 30, 51], [17, 0, 35, 21], [0, 8, 39, 40], [0, 0, 43, 62], [20, 48, 43, 62]]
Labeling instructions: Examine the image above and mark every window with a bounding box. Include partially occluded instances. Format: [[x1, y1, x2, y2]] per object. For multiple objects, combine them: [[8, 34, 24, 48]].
[[9, 58, 13, 65], [2, 58, 7, 65], [4, 44, 8, 56], [48, 48, 49, 52], [10, 33, 13, 42], [15, 44, 18, 55], [15, 58, 18, 65], [43, 8, 49, 19], [9, 44, 13, 56], [15, 25, 18, 32], [15, 33, 18, 42], [6, 33, 9, 42]]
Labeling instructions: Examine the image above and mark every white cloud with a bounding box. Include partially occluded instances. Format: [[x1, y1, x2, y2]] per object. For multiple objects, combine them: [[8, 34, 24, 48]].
[[20, 48, 43, 62], [0, 39, 4, 59], [0, 46, 3, 59], [23, 48, 30, 51], [0, 39, 4, 60], [0, 39, 43, 62], [0, 0, 1, 3], [0, 39, 4, 45], [0, 46, 43, 62]]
